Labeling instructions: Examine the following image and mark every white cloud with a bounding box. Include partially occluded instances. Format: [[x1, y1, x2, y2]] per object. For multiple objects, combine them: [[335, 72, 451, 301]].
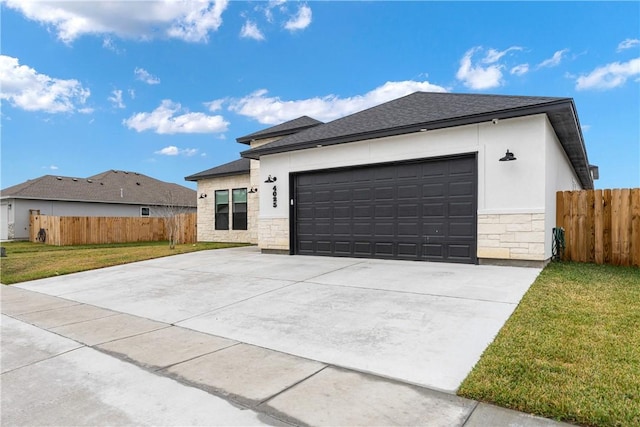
[[284, 4, 312, 31], [42, 165, 59, 170], [538, 49, 569, 68], [134, 67, 160, 85], [128, 89, 136, 99], [204, 98, 225, 111], [124, 99, 229, 134], [483, 47, 522, 64], [617, 38, 640, 52], [108, 89, 125, 109], [229, 80, 447, 125], [264, 0, 286, 23], [510, 63, 529, 76], [240, 20, 265, 40], [576, 58, 640, 90], [102, 37, 123, 53], [0, 55, 91, 114], [3, 0, 229, 43], [581, 124, 591, 132], [155, 146, 199, 156], [456, 47, 504, 90]]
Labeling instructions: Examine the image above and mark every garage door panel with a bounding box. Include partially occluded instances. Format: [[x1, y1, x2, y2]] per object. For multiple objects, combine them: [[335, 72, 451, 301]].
[[334, 241, 352, 255], [374, 242, 394, 256], [423, 183, 445, 197], [398, 204, 419, 218], [334, 223, 352, 236], [375, 187, 395, 200], [353, 223, 372, 236], [449, 244, 472, 259], [397, 243, 419, 257], [333, 206, 351, 219], [353, 188, 372, 200], [450, 181, 474, 196], [354, 205, 372, 218], [398, 185, 419, 199], [333, 189, 351, 202], [449, 222, 474, 238], [423, 203, 445, 217], [449, 202, 474, 217], [375, 223, 395, 236], [375, 205, 394, 218], [398, 222, 419, 237], [295, 155, 476, 263], [422, 162, 448, 177], [315, 207, 331, 220], [449, 158, 475, 175]]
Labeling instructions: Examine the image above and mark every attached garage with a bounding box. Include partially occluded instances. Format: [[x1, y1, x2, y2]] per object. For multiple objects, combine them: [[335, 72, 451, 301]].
[[201, 91, 598, 267], [293, 154, 477, 263]]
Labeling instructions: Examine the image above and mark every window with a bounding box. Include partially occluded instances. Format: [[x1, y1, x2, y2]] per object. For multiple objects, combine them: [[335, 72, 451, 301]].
[[141, 207, 150, 217], [232, 188, 248, 230], [215, 190, 229, 230]]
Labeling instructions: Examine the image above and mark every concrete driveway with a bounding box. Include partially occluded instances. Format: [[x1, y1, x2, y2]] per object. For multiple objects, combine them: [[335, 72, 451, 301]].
[[14, 246, 540, 393]]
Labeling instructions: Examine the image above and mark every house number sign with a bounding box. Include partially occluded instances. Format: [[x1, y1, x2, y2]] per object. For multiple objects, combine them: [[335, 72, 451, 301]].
[[272, 185, 278, 208]]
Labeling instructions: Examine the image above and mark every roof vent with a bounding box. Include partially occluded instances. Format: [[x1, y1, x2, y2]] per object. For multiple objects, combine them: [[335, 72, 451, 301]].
[[113, 170, 118, 173], [136, 182, 141, 186], [56, 177, 62, 180], [72, 178, 78, 181], [100, 183, 104, 185], [87, 179, 93, 183]]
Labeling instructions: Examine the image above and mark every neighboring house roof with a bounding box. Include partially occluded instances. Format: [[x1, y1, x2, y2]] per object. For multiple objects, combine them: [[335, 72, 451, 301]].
[[184, 158, 250, 181], [236, 116, 323, 144], [241, 92, 593, 189], [1, 170, 196, 207]]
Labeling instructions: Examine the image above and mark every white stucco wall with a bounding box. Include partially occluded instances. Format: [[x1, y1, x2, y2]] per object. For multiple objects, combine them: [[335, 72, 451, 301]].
[[257, 114, 581, 262]]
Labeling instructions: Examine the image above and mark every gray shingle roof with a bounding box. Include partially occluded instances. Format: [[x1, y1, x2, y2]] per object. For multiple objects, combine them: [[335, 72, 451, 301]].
[[184, 158, 250, 181], [241, 92, 593, 189], [236, 116, 323, 144], [1, 170, 196, 207]]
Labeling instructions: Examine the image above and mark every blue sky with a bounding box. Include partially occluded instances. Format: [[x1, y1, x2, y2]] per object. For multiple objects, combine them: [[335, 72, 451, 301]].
[[1, 1, 639, 191]]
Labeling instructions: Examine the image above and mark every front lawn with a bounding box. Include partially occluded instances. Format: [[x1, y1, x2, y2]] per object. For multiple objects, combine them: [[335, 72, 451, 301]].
[[458, 262, 640, 427], [0, 241, 249, 285]]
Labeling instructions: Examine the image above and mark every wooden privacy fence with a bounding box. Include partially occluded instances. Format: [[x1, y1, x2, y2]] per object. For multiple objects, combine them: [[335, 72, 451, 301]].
[[29, 212, 196, 246], [556, 189, 640, 266]]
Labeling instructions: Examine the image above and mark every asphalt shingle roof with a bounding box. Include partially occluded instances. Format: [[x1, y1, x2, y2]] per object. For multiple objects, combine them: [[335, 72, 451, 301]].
[[1, 170, 196, 207], [236, 116, 323, 144], [184, 158, 250, 181], [241, 91, 593, 189]]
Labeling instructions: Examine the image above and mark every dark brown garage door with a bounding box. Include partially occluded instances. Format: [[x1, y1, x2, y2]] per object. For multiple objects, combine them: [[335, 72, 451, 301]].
[[294, 155, 477, 263]]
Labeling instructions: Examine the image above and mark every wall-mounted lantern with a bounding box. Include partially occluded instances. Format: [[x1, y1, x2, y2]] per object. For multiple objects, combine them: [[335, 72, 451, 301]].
[[265, 175, 277, 183], [499, 150, 517, 162]]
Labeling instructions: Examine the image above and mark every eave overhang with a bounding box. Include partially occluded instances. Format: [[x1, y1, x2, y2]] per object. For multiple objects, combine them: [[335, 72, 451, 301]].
[[241, 99, 593, 189]]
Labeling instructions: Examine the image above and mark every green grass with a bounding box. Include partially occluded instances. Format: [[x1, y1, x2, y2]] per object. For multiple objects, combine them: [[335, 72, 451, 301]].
[[0, 241, 250, 285], [458, 262, 640, 427]]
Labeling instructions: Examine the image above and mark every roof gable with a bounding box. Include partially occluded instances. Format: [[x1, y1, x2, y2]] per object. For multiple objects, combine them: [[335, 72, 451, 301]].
[[185, 158, 250, 181], [241, 92, 593, 189], [236, 116, 323, 144], [1, 170, 196, 207]]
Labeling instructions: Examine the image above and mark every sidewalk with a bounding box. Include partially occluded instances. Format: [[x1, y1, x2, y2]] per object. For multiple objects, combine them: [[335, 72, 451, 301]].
[[1, 285, 570, 426]]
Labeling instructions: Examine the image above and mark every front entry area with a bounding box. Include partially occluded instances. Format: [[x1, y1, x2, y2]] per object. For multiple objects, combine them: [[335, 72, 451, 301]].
[[293, 154, 478, 264]]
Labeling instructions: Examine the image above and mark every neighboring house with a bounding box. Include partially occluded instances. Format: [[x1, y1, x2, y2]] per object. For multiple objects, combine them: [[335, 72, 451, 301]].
[[1, 170, 196, 240], [187, 92, 598, 266]]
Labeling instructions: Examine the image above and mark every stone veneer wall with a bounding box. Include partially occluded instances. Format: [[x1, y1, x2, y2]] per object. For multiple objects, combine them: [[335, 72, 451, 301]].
[[258, 217, 289, 251], [477, 213, 546, 261], [196, 174, 256, 243]]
